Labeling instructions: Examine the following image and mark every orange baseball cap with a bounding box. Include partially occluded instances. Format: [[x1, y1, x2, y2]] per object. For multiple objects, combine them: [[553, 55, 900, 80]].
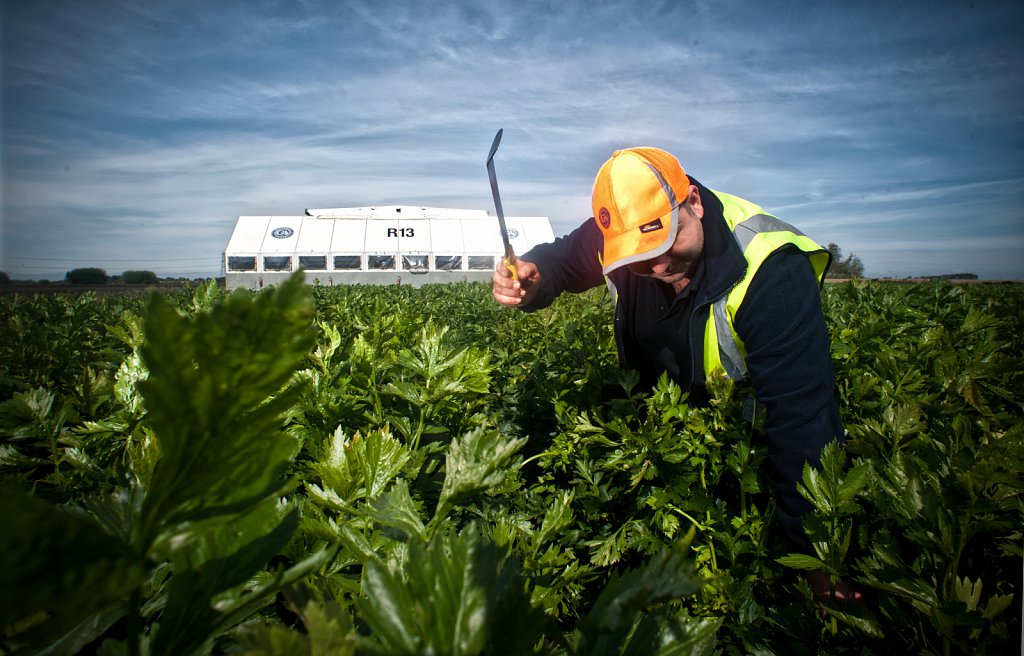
[[591, 147, 691, 274]]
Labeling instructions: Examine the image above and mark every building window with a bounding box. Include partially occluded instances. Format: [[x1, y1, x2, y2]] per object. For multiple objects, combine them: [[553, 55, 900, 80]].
[[333, 255, 362, 270], [402, 255, 428, 271], [298, 255, 327, 271], [467, 256, 494, 270], [227, 256, 257, 272], [264, 256, 292, 272], [368, 255, 396, 270], [435, 255, 462, 271]]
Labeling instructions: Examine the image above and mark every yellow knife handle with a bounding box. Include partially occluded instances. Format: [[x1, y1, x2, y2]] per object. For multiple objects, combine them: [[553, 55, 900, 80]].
[[503, 255, 519, 281]]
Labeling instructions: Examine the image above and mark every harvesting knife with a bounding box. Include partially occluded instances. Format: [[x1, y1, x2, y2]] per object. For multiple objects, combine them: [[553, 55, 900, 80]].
[[486, 128, 519, 281]]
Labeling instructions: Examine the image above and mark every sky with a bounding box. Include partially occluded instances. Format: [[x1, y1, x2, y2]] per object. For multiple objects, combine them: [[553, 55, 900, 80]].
[[2, 0, 1022, 281]]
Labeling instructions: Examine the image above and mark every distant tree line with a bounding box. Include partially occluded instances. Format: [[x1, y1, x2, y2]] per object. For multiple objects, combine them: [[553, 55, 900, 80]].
[[825, 243, 865, 279], [121, 270, 159, 284], [65, 268, 109, 284], [918, 273, 979, 280], [64, 268, 160, 284]]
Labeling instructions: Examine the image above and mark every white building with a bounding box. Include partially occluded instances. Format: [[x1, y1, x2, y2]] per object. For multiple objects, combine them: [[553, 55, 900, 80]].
[[223, 205, 555, 290]]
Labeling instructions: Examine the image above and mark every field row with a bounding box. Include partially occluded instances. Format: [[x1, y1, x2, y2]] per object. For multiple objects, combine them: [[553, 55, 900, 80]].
[[1, 277, 1021, 654]]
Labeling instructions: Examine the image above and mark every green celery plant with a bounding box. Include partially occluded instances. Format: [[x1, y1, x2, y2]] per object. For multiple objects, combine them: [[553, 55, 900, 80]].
[[0, 273, 332, 656]]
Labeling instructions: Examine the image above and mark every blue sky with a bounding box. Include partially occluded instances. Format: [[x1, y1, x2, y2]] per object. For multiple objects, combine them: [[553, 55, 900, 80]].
[[2, 0, 1022, 280]]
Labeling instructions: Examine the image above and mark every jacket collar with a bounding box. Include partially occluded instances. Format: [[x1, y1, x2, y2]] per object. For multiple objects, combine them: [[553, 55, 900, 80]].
[[692, 180, 747, 306]]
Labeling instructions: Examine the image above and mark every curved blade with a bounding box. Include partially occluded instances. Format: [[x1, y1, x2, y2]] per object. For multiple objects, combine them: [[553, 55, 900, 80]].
[[487, 128, 503, 163], [485, 128, 515, 266]]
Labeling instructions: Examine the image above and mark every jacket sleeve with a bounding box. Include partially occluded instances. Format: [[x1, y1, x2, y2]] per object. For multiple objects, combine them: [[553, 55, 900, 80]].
[[518, 217, 606, 311], [732, 248, 844, 550]]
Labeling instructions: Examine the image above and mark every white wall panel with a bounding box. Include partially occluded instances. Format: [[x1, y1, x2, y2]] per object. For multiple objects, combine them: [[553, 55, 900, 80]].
[[260, 217, 304, 254], [295, 217, 335, 253]]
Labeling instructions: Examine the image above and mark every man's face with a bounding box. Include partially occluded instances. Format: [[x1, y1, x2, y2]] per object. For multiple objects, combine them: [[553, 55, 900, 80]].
[[626, 187, 705, 288]]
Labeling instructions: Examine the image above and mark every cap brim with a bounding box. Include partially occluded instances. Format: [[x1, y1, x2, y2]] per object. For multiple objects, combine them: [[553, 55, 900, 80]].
[[601, 205, 679, 275]]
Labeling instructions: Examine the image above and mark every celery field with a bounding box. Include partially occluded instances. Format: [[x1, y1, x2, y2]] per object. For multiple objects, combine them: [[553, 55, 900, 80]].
[[1, 276, 1022, 655]]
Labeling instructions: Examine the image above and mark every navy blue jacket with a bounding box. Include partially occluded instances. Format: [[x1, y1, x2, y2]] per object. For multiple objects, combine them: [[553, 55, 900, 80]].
[[520, 181, 844, 548]]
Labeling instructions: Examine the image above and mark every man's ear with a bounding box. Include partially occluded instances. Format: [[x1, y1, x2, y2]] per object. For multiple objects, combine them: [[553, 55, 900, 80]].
[[688, 185, 704, 220]]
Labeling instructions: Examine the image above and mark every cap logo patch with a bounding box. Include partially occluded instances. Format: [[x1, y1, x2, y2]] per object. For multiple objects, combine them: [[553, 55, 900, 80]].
[[639, 218, 664, 233], [598, 207, 611, 229]]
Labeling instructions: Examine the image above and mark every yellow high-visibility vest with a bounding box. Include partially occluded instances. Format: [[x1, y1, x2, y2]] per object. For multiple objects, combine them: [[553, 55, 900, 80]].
[[703, 189, 830, 380]]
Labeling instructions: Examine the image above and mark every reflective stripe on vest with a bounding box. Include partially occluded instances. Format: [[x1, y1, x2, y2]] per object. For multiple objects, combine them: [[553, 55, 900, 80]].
[[703, 190, 830, 380]]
